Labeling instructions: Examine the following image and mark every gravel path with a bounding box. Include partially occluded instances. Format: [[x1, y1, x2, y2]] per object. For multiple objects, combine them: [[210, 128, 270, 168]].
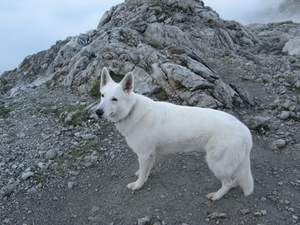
[[1, 84, 300, 225]]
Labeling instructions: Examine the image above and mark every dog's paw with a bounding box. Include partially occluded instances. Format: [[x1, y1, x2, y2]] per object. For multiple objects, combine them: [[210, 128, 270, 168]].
[[206, 192, 219, 201], [127, 182, 142, 191]]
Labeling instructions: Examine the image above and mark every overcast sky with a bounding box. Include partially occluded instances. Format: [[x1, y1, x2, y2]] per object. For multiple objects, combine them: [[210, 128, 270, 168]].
[[0, 0, 298, 74]]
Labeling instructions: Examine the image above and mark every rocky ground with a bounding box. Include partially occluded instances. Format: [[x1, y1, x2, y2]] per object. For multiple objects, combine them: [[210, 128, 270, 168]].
[[1, 76, 300, 224]]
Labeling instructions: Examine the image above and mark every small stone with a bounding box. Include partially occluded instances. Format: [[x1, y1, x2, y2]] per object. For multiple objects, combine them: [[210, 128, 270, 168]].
[[45, 149, 58, 160], [64, 111, 78, 123], [21, 171, 34, 179], [260, 196, 267, 201], [37, 162, 48, 170], [69, 171, 80, 176], [267, 195, 278, 202], [260, 210, 267, 216], [137, 216, 150, 225], [68, 182, 75, 190], [292, 215, 299, 221], [17, 132, 25, 138], [240, 209, 251, 215], [277, 181, 284, 186], [284, 200, 290, 205], [11, 164, 18, 169], [2, 189, 13, 197], [279, 111, 290, 120], [2, 218, 11, 224], [254, 212, 262, 217], [27, 187, 38, 194], [269, 139, 286, 150], [81, 134, 96, 140], [208, 212, 228, 219], [288, 207, 295, 212], [88, 216, 100, 222], [90, 206, 100, 216]]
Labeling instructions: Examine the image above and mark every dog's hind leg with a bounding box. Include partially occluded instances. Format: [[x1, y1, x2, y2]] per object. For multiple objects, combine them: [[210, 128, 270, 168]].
[[206, 177, 235, 201], [127, 153, 155, 191], [205, 145, 237, 201]]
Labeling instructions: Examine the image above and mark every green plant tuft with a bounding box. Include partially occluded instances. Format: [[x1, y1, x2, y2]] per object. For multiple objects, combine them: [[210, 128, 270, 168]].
[[109, 71, 124, 83], [148, 41, 160, 49], [54, 139, 102, 169], [0, 102, 12, 118], [155, 90, 168, 101], [63, 105, 90, 126], [91, 77, 101, 98], [46, 70, 68, 88]]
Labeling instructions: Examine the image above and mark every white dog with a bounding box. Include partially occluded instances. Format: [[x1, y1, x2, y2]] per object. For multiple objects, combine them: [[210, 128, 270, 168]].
[[96, 67, 254, 201]]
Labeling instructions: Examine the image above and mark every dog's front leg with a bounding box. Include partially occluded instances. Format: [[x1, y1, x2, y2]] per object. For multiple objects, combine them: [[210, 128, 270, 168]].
[[127, 153, 155, 191]]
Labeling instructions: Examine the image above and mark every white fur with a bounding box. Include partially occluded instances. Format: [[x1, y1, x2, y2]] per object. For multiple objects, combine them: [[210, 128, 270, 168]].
[[96, 67, 254, 201]]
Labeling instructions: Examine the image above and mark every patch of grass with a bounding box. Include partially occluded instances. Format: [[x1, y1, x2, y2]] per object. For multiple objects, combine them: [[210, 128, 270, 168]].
[[263, 69, 271, 75], [119, 29, 132, 44], [180, 59, 188, 68], [155, 90, 168, 101], [31, 165, 46, 184], [63, 105, 90, 126], [148, 41, 160, 49], [0, 101, 11, 118], [46, 70, 68, 88], [53, 70, 67, 81], [270, 104, 278, 110], [45, 80, 52, 89], [37, 103, 61, 117], [151, 1, 170, 15], [91, 77, 101, 98], [271, 20, 294, 27], [110, 71, 124, 83], [252, 124, 270, 134], [54, 139, 102, 169], [136, 2, 144, 7]]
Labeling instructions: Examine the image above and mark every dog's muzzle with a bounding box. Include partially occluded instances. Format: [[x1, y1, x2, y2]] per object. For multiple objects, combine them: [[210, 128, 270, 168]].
[[95, 108, 104, 118]]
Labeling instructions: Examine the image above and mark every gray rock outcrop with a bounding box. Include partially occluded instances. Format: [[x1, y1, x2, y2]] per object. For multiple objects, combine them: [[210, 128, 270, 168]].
[[1, 0, 300, 111]]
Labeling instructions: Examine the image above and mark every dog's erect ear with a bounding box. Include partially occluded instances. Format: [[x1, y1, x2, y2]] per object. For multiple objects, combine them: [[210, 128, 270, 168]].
[[121, 72, 134, 94], [101, 67, 113, 88]]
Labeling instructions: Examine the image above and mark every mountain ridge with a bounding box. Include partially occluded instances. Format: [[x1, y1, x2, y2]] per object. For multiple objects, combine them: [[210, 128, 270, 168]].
[[1, 0, 299, 110]]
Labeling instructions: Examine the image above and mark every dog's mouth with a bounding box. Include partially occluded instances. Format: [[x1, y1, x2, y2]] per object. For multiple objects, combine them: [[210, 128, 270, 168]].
[[95, 108, 115, 120]]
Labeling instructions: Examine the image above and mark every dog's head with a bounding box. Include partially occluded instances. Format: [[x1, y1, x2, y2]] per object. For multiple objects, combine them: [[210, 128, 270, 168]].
[[95, 67, 135, 122]]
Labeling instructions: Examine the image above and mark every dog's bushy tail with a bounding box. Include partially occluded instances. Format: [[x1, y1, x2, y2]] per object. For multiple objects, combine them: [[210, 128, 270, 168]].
[[236, 157, 254, 196]]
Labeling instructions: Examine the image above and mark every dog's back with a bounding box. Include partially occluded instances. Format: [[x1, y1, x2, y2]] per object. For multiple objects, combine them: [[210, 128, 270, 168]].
[[120, 94, 252, 154]]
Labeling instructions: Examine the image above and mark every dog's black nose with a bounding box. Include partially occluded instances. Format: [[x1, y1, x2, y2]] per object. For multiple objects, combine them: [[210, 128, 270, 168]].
[[95, 108, 104, 118]]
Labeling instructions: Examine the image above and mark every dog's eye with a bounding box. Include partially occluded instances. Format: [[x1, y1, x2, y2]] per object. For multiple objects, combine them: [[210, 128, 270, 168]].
[[112, 98, 118, 101], [101, 94, 104, 98]]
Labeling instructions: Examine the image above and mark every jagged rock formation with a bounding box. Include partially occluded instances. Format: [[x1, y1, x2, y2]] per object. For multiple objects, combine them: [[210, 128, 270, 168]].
[[0, 0, 300, 111]]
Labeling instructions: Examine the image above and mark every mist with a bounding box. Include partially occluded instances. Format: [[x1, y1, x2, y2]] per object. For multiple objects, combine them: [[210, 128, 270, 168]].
[[206, 0, 300, 24]]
